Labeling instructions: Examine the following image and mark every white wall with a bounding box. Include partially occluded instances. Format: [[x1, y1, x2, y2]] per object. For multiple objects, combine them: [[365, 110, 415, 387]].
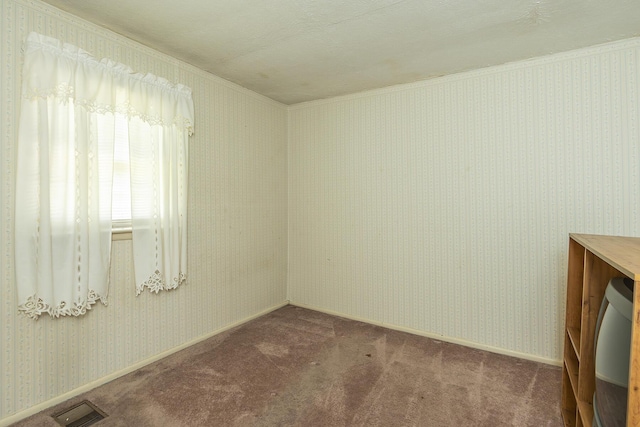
[[0, 0, 288, 423], [288, 39, 640, 363]]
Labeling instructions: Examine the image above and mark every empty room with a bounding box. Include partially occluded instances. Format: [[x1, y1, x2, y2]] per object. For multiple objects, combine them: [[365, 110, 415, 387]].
[[2, 0, 640, 426]]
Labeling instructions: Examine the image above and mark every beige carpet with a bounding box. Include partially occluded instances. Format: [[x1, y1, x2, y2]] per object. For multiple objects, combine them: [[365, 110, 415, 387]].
[[13, 305, 563, 426]]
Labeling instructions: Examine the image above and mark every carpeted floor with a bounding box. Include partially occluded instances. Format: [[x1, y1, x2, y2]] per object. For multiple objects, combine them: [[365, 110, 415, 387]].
[[12, 305, 563, 426]]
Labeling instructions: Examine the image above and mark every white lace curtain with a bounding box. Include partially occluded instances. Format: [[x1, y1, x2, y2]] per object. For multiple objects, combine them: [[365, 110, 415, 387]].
[[15, 32, 194, 319]]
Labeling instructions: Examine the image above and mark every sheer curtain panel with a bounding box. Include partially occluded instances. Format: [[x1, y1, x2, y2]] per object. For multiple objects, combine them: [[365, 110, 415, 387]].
[[15, 33, 194, 319]]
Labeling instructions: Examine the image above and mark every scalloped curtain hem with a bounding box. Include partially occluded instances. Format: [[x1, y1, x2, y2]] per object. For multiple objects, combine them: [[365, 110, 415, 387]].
[[136, 271, 186, 296], [17, 290, 108, 320]]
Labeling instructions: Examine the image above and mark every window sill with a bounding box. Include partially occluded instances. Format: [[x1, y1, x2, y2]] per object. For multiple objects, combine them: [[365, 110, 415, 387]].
[[112, 229, 132, 241]]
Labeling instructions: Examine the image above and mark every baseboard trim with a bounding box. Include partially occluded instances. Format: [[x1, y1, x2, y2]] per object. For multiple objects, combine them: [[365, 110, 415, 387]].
[[289, 301, 562, 367], [0, 300, 289, 427]]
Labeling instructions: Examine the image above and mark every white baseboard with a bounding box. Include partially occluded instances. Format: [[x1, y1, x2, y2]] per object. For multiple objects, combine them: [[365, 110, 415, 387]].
[[289, 301, 562, 367], [0, 300, 289, 427]]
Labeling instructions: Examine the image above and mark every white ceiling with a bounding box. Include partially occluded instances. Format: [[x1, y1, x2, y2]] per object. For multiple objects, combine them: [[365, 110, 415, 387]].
[[40, 0, 640, 104]]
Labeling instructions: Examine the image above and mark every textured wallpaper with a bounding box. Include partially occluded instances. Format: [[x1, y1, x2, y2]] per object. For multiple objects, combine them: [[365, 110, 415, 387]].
[[0, 0, 288, 422], [4, 0, 640, 423], [288, 38, 640, 364]]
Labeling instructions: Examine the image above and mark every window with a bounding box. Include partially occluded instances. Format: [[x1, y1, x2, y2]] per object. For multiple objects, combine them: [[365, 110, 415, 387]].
[[112, 115, 132, 231], [15, 32, 194, 319]]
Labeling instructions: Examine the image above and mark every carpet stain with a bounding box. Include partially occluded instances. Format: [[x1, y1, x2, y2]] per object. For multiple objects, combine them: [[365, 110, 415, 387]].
[[256, 341, 290, 358]]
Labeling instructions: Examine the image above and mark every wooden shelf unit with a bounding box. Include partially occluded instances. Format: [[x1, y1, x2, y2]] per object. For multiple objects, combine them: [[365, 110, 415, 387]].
[[562, 234, 640, 427]]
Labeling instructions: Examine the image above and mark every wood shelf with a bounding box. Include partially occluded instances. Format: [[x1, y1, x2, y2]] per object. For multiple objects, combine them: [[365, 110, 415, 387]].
[[565, 357, 579, 397], [569, 234, 640, 280], [562, 409, 576, 427], [577, 400, 593, 427], [567, 327, 580, 361], [561, 234, 640, 427]]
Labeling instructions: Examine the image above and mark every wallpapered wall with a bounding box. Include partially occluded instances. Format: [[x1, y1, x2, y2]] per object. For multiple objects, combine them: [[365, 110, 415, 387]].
[[0, 0, 288, 422], [4, 0, 640, 423], [288, 38, 640, 363]]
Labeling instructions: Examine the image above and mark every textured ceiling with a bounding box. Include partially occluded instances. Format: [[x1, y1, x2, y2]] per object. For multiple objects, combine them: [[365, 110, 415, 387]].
[[39, 0, 640, 104]]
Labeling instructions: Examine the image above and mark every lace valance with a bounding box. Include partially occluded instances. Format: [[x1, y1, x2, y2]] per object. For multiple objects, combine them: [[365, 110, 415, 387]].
[[22, 32, 194, 135]]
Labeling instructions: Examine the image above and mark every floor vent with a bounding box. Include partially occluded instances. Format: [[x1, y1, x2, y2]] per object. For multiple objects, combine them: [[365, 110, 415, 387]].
[[52, 400, 107, 427]]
